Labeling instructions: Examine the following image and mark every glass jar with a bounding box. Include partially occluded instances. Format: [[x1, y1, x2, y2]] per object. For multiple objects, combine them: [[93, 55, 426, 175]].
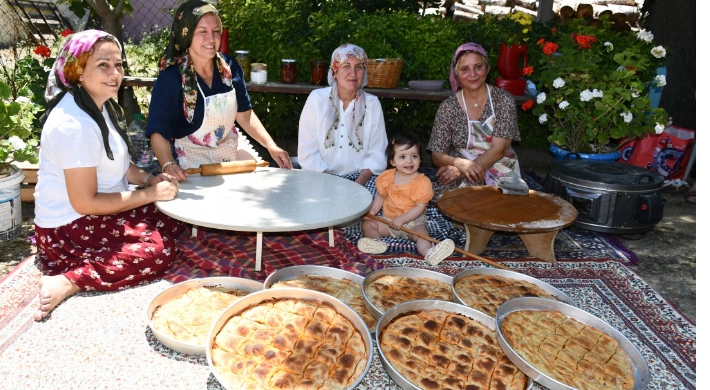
[[250, 63, 267, 84], [280, 59, 297, 84], [234, 50, 251, 82], [310, 60, 328, 85]]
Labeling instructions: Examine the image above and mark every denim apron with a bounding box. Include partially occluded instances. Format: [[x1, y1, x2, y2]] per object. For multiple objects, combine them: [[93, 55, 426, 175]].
[[174, 82, 261, 168]]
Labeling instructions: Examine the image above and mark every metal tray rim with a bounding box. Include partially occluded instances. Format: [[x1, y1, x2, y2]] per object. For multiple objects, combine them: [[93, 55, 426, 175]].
[[495, 297, 650, 390], [263, 265, 365, 289], [376, 299, 533, 390], [146, 276, 263, 356], [451, 267, 576, 308], [362, 267, 454, 320], [206, 288, 374, 390]]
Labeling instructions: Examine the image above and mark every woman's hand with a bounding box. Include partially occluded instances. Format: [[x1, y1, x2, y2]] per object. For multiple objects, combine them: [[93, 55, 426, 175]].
[[267, 146, 293, 169], [162, 162, 189, 182], [149, 178, 180, 201], [436, 164, 464, 185], [453, 158, 485, 183]]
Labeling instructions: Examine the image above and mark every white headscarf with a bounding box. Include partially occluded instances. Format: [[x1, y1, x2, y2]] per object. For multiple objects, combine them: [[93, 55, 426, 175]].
[[323, 44, 368, 152]]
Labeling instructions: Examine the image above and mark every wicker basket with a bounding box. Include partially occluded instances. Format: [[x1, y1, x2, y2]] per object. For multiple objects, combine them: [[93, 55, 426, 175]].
[[366, 58, 404, 88]]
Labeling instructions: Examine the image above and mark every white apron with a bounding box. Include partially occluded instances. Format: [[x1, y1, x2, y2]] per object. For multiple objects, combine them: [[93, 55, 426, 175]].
[[174, 83, 261, 169], [459, 85, 521, 185]]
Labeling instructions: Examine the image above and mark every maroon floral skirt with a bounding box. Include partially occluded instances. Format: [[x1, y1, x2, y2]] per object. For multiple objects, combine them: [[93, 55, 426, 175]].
[[35, 204, 186, 291]]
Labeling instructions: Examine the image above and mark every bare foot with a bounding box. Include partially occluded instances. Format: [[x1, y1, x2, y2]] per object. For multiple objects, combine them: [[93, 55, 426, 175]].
[[35, 275, 81, 321]]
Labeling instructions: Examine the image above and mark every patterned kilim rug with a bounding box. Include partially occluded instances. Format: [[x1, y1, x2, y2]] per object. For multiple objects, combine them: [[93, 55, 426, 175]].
[[0, 230, 695, 389]]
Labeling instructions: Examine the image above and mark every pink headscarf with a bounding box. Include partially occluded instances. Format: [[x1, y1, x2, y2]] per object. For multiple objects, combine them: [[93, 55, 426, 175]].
[[449, 42, 488, 93], [45, 29, 122, 101]]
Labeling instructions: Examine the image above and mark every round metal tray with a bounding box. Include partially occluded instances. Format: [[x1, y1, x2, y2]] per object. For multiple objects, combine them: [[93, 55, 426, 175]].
[[264, 265, 365, 288], [264, 265, 377, 333], [362, 267, 453, 319], [496, 297, 650, 390], [376, 300, 533, 390], [146, 277, 263, 356], [206, 288, 373, 390], [452, 267, 576, 314]]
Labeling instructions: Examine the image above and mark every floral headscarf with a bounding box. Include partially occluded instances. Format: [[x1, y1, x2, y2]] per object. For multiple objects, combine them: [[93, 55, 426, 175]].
[[159, 0, 232, 123], [43, 29, 129, 161], [449, 42, 489, 93], [324, 44, 368, 152], [45, 29, 122, 101]]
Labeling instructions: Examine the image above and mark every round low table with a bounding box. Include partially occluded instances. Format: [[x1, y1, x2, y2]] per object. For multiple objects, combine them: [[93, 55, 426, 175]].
[[155, 167, 373, 271], [437, 186, 578, 262]]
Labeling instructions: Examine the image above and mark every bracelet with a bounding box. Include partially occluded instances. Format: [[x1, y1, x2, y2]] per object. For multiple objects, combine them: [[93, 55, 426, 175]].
[[161, 160, 176, 172], [142, 173, 153, 187]]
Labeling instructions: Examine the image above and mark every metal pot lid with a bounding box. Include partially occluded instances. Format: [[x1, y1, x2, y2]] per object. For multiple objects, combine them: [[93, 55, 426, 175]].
[[547, 160, 664, 192]]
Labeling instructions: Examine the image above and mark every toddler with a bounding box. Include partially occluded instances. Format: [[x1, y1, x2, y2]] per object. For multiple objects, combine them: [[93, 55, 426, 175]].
[[358, 133, 455, 265]]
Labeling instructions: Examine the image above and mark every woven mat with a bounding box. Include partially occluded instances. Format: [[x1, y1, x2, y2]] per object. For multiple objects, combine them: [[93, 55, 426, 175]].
[[0, 231, 695, 389]]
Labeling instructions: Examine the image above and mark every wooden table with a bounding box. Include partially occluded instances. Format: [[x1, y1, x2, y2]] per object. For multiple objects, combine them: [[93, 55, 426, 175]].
[[437, 186, 578, 262], [154, 167, 373, 271]]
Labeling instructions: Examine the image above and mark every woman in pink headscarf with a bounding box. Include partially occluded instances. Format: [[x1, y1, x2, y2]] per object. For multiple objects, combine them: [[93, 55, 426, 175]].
[[298, 43, 388, 187], [34, 30, 186, 321], [427, 42, 521, 199]]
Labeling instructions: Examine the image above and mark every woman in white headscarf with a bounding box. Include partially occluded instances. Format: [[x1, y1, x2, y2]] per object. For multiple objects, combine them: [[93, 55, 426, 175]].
[[298, 43, 388, 187]]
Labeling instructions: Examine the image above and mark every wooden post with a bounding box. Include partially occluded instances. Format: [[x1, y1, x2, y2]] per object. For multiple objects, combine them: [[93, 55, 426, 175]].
[[537, 0, 554, 22]]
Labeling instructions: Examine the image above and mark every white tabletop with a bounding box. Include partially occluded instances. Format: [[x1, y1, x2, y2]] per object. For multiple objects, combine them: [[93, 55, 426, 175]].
[[155, 167, 373, 232]]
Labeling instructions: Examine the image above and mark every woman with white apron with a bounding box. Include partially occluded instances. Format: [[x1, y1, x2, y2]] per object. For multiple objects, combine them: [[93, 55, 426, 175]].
[[428, 42, 521, 199], [146, 0, 291, 181]]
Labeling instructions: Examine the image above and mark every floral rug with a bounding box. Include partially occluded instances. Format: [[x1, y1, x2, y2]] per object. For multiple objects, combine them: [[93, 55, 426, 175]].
[[0, 229, 695, 389]]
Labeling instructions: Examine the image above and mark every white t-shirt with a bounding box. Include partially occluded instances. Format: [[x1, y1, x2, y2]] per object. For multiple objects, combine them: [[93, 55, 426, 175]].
[[34, 94, 130, 228], [297, 87, 387, 176]]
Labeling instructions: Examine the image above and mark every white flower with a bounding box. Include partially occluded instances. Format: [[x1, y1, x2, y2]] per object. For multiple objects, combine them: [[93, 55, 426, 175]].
[[620, 112, 633, 123], [631, 89, 640, 98], [559, 101, 569, 110], [655, 123, 665, 134], [536, 92, 546, 104], [592, 89, 603, 98], [636, 29, 654, 43], [539, 113, 548, 124], [552, 78, 565, 89], [651, 46, 666, 58], [616, 65, 625, 72], [8, 136, 26, 150], [580, 89, 593, 102], [655, 74, 667, 87], [604, 42, 614, 51], [15, 96, 30, 104]]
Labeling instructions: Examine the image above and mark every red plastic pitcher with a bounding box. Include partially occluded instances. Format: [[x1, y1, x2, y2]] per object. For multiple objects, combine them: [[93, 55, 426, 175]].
[[497, 43, 528, 79]]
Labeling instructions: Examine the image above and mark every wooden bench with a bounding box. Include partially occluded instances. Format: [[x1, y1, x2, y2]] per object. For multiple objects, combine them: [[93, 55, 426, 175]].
[[122, 77, 534, 105]]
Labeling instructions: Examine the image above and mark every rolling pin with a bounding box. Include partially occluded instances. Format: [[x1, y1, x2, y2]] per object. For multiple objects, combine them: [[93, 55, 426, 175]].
[[185, 160, 270, 176]]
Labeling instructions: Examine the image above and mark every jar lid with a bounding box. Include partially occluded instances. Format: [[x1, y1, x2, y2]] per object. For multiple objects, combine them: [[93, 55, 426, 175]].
[[235, 50, 250, 54], [251, 63, 267, 71], [281, 59, 296, 63]]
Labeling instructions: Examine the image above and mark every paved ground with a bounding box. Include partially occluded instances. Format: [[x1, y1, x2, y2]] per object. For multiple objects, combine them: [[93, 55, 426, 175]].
[[0, 147, 696, 323]]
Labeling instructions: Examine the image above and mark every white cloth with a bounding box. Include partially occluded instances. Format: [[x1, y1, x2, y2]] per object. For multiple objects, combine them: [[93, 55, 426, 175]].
[[34, 94, 130, 228], [174, 83, 260, 168], [298, 87, 387, 176]]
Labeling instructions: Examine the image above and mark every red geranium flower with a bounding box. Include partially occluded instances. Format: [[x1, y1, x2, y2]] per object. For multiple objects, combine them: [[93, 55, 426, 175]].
[[551, 27, 557, 34], [522, 100, 534, 111], [575, 34, 597, 50], [60, 28, 73, 37], [34, 45, 51, 58], [537, 38, 545, 45], [522, 66, 533, 76], [542, 42, 559, 55]]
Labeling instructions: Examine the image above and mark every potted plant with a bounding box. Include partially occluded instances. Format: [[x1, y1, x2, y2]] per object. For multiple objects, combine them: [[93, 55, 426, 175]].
[[523, 20, 670, 158]]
